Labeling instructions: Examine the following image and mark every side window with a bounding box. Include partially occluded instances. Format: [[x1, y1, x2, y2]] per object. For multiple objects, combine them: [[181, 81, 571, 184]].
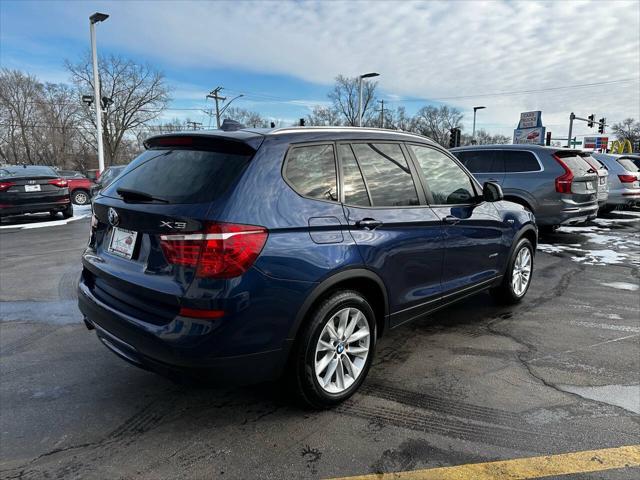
[[455, 150, 498, 173], [351, 143, 419, 207], [285, 144, 337, 201], [410, 145, 476, 205], [504, 151, 541, 172], [338, 144, 370, 207]]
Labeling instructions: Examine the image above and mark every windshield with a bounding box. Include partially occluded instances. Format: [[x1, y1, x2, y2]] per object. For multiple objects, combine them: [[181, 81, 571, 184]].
[[102, 148, 253, 204]]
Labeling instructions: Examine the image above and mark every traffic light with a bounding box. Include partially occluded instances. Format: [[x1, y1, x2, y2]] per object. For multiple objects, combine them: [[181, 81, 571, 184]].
[[546, 131, 552, 146], [598, 118, 605, 134], [455, 128, 461, 147], [299, 118, 306, 127], [449, 128, 461, 148], [587, 114, 595, 128]]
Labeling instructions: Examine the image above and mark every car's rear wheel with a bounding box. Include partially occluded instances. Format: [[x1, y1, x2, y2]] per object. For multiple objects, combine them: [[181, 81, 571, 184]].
[[62, 203, 73, 219], [72, 189, 90, 205], [491, 238, 534, 304], [291, 290, 376, 408]]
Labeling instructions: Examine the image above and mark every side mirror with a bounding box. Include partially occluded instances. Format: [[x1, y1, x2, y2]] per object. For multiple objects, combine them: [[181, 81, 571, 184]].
[[483, 181, 503, 202]]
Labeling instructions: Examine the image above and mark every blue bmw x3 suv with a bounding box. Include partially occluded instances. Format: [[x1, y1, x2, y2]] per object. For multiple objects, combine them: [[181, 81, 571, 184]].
[[79, 127, 537, 407]]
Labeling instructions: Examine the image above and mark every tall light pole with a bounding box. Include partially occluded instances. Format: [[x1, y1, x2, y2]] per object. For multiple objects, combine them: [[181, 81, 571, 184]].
[[90, 12, 109, 173], [358, 72, 379, 127], [472, 106, 486, 142]]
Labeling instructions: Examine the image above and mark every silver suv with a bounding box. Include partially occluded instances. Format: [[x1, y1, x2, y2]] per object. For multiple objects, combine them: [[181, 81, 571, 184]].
[[451, 145, 599, 229]]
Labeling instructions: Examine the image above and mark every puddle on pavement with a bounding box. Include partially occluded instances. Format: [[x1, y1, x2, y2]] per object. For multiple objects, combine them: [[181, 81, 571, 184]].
[[557, 384, 640, 414]]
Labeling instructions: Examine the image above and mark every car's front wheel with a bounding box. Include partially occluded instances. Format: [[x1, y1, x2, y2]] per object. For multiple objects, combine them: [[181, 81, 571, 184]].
[[491, 238, 534, 304], [62, 203, 74, 219], [291, 290, 376, 408]]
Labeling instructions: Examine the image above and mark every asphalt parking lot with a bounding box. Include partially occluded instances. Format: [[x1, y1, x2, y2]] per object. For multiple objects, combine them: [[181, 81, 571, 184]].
[[1, 210, 639, 479]]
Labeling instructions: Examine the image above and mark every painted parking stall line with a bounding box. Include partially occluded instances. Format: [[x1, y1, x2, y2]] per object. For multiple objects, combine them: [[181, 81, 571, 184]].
[[328, 445, 640, 480]]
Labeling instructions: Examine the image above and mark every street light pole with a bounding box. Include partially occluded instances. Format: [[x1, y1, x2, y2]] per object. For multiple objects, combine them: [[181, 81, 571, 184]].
[[89, 12, 109, 173], [357, 72, 380, 127], [472, 106, 486, 142]]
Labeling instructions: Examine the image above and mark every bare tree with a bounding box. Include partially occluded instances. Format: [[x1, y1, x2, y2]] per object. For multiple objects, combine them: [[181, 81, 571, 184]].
[[222, 107, 269, 128], [611, 118, 640, 151], [462, 128, 510, 146], [306, 105, 341, 126], [0, 69, 42, 164], [413, 105, 464, 146], [66, 54, 170, 165], [328, 75, 378, 126]]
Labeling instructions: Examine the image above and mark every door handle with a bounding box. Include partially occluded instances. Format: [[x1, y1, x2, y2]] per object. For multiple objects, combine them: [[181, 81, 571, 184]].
[[443, 215, 460, 225], [356, 218, 383, 230]]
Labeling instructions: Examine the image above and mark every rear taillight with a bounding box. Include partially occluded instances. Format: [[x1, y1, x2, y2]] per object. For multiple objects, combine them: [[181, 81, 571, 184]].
[[0, 181, 15, 192], [618, 174, 637, 183], [48, 178, 68, 188], [159, 222, 268, 278], [553, 154, 573, 193]]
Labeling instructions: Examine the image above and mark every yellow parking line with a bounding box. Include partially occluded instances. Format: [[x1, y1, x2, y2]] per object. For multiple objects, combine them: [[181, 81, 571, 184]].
[[328, 445, 640, 480]]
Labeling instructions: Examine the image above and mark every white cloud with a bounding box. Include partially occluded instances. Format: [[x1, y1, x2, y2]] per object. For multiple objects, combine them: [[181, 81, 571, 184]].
[[2, 0, 638, 137]]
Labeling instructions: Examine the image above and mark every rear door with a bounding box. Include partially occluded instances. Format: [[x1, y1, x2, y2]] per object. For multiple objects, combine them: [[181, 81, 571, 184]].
[[338, 142, 444, 327], [408, 144, 505, 294], [86, 137, 258, 323], [454, 150, 505, 186]]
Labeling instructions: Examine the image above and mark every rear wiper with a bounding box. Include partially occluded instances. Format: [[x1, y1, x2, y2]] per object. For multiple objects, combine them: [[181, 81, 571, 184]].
[[116, 188, 169, 203]]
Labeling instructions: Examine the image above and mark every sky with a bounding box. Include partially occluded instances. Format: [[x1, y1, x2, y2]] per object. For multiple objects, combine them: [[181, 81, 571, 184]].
[[1, 0, 639, 140]]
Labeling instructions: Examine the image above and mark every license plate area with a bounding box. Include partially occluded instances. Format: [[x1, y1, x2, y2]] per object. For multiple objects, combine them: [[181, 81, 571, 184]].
[[586, 181, 594, 191], [108, 227, 138, 259], [25, 184, 41, 192], [599, 177, 606, 185]]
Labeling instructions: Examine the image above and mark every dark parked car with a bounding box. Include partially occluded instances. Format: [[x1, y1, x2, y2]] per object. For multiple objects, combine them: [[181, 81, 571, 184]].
[[58, 170, 95, 205], [0, 165, 73, 219], [451, 145, 599, 230], [79, 128, 537, 407], [90, 165, 126, 198]]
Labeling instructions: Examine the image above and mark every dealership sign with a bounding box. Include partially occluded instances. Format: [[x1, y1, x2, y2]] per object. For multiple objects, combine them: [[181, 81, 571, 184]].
[[514, 111, 545, 145], [584, 136, 608, 150]]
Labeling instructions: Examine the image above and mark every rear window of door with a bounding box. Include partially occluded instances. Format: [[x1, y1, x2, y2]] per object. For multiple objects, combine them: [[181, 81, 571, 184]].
[[338, 144, 371, 206], [410, 145, 477, 205], [103, 148, 253, 204], [503, 151, 541, 172], [285, 144, 338, 201], [454, 150, 502, 173], [350, 143, 419, 207]]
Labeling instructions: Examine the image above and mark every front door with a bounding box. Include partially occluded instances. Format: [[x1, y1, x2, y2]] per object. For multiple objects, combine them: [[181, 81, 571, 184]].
[[337, 142, 445, 327], [407, 144, 505, 294]]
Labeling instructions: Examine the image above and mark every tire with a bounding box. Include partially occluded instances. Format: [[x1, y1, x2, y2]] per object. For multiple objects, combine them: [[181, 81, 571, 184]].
[[49, 211, 58, 219], [491, 238, 534, 305], [290, 290, 376, 409], [62, 203, 74, 219], [72, 189, 90, 205]]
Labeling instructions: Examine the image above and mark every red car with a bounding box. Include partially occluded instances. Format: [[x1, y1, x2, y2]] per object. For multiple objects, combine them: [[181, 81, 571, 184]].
[[58, 170, 95, 205]]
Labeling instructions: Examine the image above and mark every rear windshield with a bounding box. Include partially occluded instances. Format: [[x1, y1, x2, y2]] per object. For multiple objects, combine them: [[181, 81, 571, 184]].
[[580, 154, 604, 170], [102, 148, 253, 204], [617, 158, 639, 172], [0, 166, 57, 179], [554, 152, 594, 176]]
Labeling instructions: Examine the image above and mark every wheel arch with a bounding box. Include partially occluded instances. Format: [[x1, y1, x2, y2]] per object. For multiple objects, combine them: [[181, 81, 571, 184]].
[[287, 268, 389, 342], [501, 224, 538, 276]]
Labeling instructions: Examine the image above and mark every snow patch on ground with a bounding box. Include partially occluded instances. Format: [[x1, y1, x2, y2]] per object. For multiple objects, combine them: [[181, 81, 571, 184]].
[[0, 205, 91, 230], [600, 282, 639, 291]]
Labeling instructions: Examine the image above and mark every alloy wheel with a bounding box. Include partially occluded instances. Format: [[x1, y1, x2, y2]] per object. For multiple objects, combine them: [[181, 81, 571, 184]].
[[512, 246, 532, 297], [314, 307, 370, 394]]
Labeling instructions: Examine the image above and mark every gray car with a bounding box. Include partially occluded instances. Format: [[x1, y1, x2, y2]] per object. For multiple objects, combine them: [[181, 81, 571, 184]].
[[451, 145, 599, 229], [579, 152, 609, 208], [591, 153, 640, 212]]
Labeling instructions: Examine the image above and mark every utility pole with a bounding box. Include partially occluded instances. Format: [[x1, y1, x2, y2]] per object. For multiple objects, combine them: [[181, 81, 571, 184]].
[[89, 12, 109, 172], [378, 99, 385, 128], [567, 112, 575, 148], [186, 121, 202, 130], [206, 87, 226, 129]]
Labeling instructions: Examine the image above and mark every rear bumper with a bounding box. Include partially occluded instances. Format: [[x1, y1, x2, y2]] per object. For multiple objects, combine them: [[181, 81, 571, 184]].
[[0, 198, 70, 216], [607, 189, 640, 206], [78, 274, 293, 384], [537, 202, 599, 226]]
